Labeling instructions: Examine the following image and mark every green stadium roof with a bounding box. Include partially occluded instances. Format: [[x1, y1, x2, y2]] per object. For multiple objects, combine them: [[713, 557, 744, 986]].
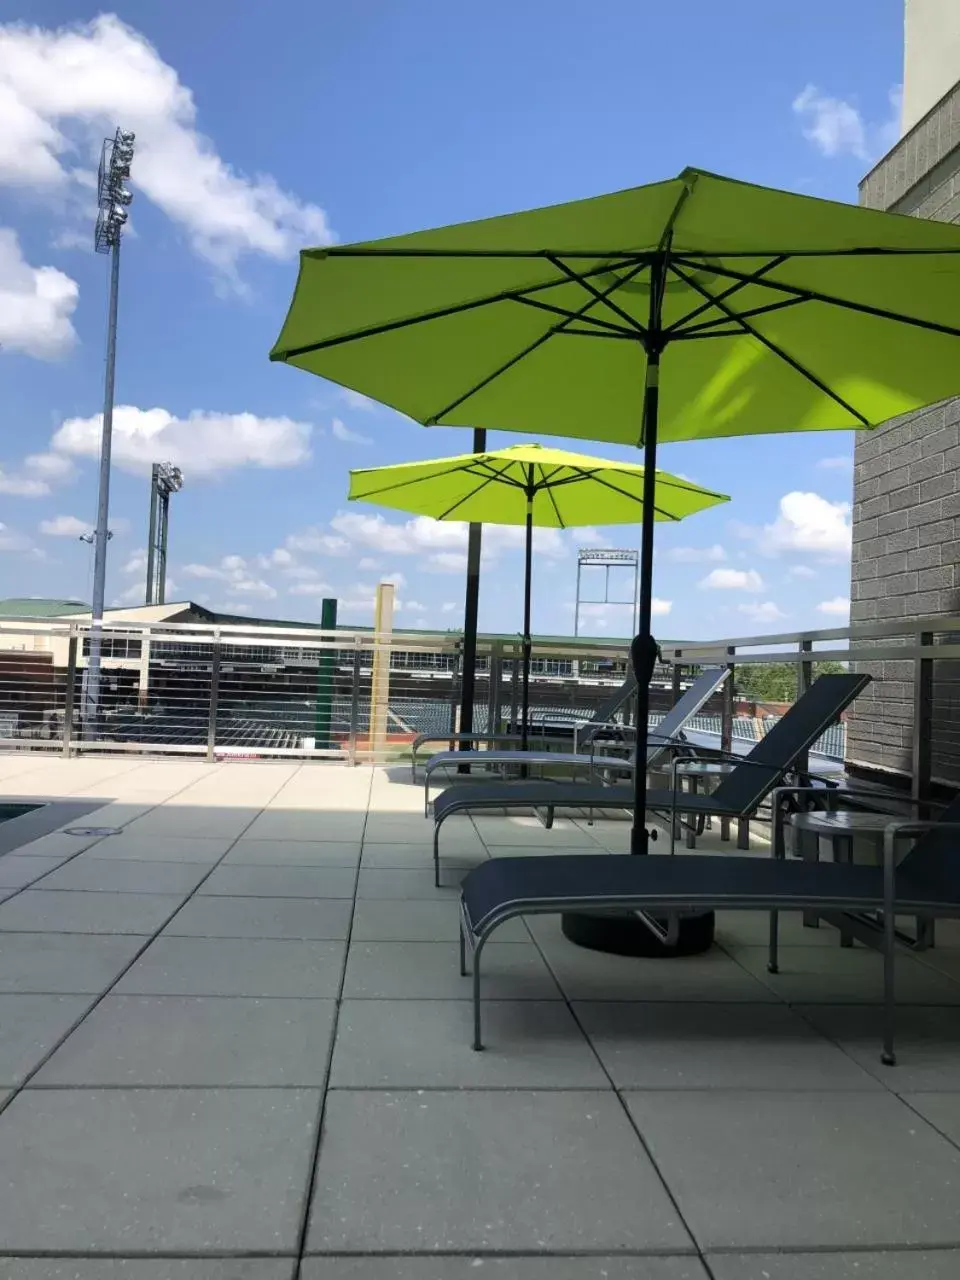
[[0, 598, 89, 618]]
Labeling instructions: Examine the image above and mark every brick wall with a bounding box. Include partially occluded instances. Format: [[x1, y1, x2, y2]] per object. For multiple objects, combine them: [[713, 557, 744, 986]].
[[849, 83, 960, 784]]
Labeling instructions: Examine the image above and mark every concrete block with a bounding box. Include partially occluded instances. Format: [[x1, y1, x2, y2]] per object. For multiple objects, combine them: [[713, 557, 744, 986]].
[[0, 1088, 321, 1253]]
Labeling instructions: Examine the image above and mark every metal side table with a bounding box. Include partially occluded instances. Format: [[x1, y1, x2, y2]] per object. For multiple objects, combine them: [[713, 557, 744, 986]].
[[788, 808, 934, 950], [674, 760, 747, 849]]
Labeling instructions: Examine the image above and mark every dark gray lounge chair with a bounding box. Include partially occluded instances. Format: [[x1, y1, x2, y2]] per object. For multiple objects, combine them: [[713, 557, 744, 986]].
[[422, 666, 729, 815], [432, 673, 869, 885], [458, 790, 960, 1063], [410, 670, 637, 776]]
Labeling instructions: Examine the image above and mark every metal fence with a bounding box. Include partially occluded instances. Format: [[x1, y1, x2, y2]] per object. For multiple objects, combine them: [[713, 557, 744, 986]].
[[0, 613, 957, 797]]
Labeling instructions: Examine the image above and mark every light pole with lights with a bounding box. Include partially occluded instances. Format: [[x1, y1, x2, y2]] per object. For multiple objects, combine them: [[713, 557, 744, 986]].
[[145, 462, 184, 605], [84, 127, 135, 732]]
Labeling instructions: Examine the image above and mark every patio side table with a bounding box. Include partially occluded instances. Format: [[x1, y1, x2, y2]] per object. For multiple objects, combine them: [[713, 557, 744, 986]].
[[788, 809, 934, 950], [674, 760, 747, 849]]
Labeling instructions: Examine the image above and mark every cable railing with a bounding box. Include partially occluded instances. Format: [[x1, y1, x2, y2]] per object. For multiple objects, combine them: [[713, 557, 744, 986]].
[[0, 613, 956, 796]]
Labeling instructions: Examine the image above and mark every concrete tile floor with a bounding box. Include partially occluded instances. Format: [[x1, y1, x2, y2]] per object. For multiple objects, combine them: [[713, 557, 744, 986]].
[[0, 756, 958, 1273]]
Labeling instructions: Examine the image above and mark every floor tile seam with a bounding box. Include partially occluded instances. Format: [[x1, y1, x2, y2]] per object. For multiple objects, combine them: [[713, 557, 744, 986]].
[[703, 1242, 960, 1256], [897, 1091, 960, 1157], [21, 1083, 337, 1091], [291, 768, 369, 1274], [58, 991, 343, 1003], [517, 903, 707, 1263], [0, 771, 295, 1122]]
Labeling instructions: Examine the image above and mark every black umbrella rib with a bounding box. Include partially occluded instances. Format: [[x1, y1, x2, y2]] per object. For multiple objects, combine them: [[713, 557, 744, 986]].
[[435, 463, 525, 521], [533, 465, 568, 529], [664, 255, 788, 335], [547, 256, 648, 337], [660, 245, 960, 259], [276, 256, 647, 361], [671, 255, 960, 340], [546, 465, 727, 502], [668, 261, 871, 427], [578, 471, 682, 519], [511, 295, 638, 337], [424, 260, 651, 424], [677, 295, 808, 337]]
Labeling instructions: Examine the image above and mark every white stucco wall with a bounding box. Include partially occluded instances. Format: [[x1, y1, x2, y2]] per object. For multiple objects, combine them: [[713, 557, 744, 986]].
[[902, 0, 960, 134]]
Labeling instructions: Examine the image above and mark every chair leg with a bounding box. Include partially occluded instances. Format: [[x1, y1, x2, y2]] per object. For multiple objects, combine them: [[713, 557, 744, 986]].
[[881, 843, 896, 1067], [768, 911, 780, 974], [882, 914, 896, 1067], [459, 921, 467, 977], [433, 824, 442, 889], [838, 837, 855, 948], [472, 938, 486, 1051]]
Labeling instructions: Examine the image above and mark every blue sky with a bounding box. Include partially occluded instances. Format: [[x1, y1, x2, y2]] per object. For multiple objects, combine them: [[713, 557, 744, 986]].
[[0, 1, 904, 638]]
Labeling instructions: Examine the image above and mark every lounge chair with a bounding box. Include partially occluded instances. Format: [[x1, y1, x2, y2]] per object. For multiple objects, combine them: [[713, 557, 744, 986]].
[[422, 666, 729, 815], [458, 788, 960, 1063], [410, 670, 638, 776], [432, 673, 868, 885]]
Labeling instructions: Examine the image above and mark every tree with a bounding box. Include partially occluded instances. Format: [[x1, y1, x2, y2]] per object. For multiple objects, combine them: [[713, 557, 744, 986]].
[[735, 660, 846, 704]]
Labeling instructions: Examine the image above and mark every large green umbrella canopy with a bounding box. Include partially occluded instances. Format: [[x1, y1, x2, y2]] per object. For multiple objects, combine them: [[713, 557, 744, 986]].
[[272, 165, 960, 853], [349, 443, 727, 748]]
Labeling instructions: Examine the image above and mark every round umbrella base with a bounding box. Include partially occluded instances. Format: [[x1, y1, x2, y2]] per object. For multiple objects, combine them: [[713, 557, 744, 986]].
[[560, 909, 716, 957]]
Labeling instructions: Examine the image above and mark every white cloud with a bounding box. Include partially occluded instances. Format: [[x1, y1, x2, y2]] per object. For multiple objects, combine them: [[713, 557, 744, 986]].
[[817, 455, 853, 471], [0, 228, 78, 359], [330, 418, 372, 446], [699, 567, 764, 592], [321, 510, 567, 571], [358, 556, 380, 571], [793, 83, 902, 164], [51, 405, 312, 478], [738, 601, 787, 625], [181, 555, 277, 599], [793, 85, 868, 160], [339, 389, 376, 412], [122, 549, 147, 575], [288, 581, 334, 597], [0, 15, 332, 271], [0, 450, 77, 496], [661, 543, 726, 564], [788, 564, 817, 580], [817, 595, 851, 617], [441, 601, 459, 613], [38, 513, 90, 537], [760, 492, 852, 560], [0, 521, 35, 552], [576, 526, 613, 549]]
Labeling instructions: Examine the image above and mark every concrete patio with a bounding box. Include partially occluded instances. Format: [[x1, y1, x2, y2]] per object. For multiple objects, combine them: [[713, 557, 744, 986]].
[[0, 752, 959, 1277]]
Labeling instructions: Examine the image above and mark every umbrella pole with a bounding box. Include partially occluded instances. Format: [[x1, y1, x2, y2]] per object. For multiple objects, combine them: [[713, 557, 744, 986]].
[[631, 349, 660, 856], [457, 428, 487, 771], [521, 488, 533, 751]]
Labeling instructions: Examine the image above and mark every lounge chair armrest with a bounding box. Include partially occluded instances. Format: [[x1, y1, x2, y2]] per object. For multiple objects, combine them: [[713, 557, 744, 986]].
[[882, 820, 960, 850]]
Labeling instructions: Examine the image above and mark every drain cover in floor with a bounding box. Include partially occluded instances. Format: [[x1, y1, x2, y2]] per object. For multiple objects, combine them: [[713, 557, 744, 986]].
[[63, 826, 123, 837]]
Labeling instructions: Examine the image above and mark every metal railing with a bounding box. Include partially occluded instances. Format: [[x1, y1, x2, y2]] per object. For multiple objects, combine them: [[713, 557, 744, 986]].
[[0, 613, 956, 796]]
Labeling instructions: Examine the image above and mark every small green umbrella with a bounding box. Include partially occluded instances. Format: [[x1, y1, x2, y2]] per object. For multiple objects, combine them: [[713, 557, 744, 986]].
[[348, 442, 728, 748], [272, 165, 960, 852]]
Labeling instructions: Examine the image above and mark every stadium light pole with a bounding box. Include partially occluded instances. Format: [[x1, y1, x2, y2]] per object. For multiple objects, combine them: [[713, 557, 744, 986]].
[[84, 127, 135, 734]]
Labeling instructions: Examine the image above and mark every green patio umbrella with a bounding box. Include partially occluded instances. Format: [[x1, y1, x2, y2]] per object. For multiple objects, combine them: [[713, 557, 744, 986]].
[[348, 442, 727, 749], [271, 165, 960, 854]]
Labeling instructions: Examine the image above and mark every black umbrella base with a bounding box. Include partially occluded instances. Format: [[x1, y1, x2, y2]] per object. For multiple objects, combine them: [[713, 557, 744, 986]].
[[560, 909, 716, 957]]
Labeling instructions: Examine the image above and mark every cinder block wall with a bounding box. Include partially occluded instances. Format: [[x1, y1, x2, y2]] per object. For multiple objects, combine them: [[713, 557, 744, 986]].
[[849, 84, 960, 783]]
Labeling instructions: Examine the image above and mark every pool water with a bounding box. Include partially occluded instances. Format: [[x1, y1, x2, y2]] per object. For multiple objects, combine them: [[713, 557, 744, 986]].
[[0, 803, 42, 824]]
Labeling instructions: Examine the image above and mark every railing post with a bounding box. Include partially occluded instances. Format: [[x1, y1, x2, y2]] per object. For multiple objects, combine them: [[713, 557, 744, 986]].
[[721, 646, 735, 843], [796, 637, 813, 777], [206, 631, 221, 762], [348, 647, 361, 766], [487, 642, 501, 734], [913, 630, 934, 810], [62, 629, 78, 757], [671, 661, 682, 707]]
